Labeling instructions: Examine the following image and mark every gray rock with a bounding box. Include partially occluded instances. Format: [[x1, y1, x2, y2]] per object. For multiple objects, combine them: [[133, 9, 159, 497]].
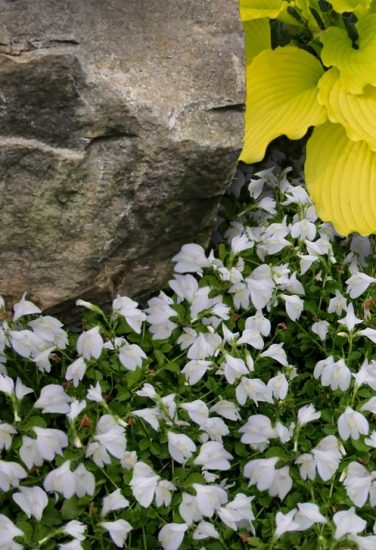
[[0, 0, 244, 311]]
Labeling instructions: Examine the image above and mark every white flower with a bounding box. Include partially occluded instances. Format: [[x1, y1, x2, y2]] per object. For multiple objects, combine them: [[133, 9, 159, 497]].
[[299, 254, 318, 275], [328, 290, 347, 315], [294, 503, 326, 530], [346, 272, 376, 299], [13, 293, 41, 321], [237, 327, 264, 349], [182, 360, 212, 385], [343, 462, 375, 507], [59, 540, 84, 550], [12, 486, 48, 521], [365, 431, 376, 448], [314, 357, 351, 392], [312, 435, 343, 481], [231, 234, 253, 254], [34, 384, 72, 414], [235, 376, 274, 406], [179, 493, 203, 525], [9, 330, 46, 359], [246, 265, 275, 310], [275, 509, 300, 538], [291, 219, 316, 241], [193, 484, 228, 518], [244, 457, 279, 492], [19, 436, 43, 469], [33, 427, 68, 461], [43, 461, 77, 499], [155, 480, 177, 507], [118, 342, 146, 371], [121, 451, 138, 469], [358, 328, 376, 344], [28, 316, 68, 349], [192, 521, 219, 540], [333, 507, 366, 539], [239, 414, 276, 451], [63, 520, 87, 541], [130, 462, 160, 507], [267, 373, 288, 400], [350, 534, 376, 549], [67, 400, 86, 421], [74, 463, 95, 497], [312, 320, 329, 341], [65, 357, 87, 387], [260, 343, 288, 366], [101, 489, 129, 517], [100, 519, 132, 547], [14, 378, 33, 401], [282, 294, 304, 321], [87, 382, 104, 403], [338, 304, 362, 331], [169, 274, 198, 303], [181, 400, 209, 425], [218, 493, 255, 532], [187, 332, 221, 360], [0, 514, 24, 547], [76, 326, 103, 360], [167, 432, 196, 464], [112, 295, 146, 333], [338, 407, 369, 441], [158, 523, 188, 550], [222, 354, 249, 384], [85, 441, 111, 467], [297, 404, 321, 426], [172, 243, 209, 273], [0, 460, 27, 491], [210, 400, 240, 421], [295, 453, 316, 481], [94, 415, 126, 459], [194, 441, 232, 471], [0, 423, 17, 451], [132, 407, 160, 431]]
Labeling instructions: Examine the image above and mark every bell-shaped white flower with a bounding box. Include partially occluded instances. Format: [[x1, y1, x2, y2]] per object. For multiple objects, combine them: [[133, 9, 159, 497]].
[[218, 493, 255, 532], [130, 462, 160, 507], [34, 384, 72, 414], [192, 521, 219, 540], [181, 400, 209, 425], [239, 414, 276, 451], [314, 357, 351, 392], [43, 460, 77, 499], [112, 295, 146, 334], [338, 407, 369, 441], [12, 486, 48, 521], [275, 509, 300, 538], [33, 427, 68, 461], [76, 326, 103, 360], [194, 441, 233, 471], [158, 523, 188, 550], [236, 377, 273, 406], [167, 432, 196, 464], [282, 294, 304, 321], [328, 290, 347, 315], [100, 519, 132, 547], [67, 399, 86, 422], [343, 462, 375, 507], [350, 534, 376, 549], [200, 417, 229, 442], [260, 343, 288, 366], [172, 243, 209, 273], [0, 423, 17, 451], [312, 435, 343, 481], [294, 503, 326, 530], [155, 480, 177, 507], [193, 484, 228, 518], [267, 372, 288, 400], [346, 272, 376, 299], [86, 382, 104, 403], [312, 320, 329, 341], [94, 415, 126, 459], [63, 520, 87, 541], [297, 404, 321, 426], [19, 436, 43, 469], [333, 507, 366, 540], [338, 304, 362, 331], [210, 400, 240, 421], [179, 492, 203, 525], [0, 514, 24, 547], [101, 489, 129, 516], [118, 342, 146, 371], [29, 315, 68, 349], [65, 357, 87, 387], [0, 460, 27, 491], [13, 293, 41, 321], [246, 265, 275, 310], [74, 463, 95, 497], [181, 360, 212, 385], [295, 453, 316, 481]]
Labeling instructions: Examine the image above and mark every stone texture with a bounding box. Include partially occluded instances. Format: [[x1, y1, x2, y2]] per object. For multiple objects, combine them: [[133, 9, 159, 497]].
[[0, 0, 244, 311]]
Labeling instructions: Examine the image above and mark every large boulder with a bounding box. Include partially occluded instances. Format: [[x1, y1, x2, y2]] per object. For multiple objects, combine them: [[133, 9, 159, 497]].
[[0, 0, 244, 311]]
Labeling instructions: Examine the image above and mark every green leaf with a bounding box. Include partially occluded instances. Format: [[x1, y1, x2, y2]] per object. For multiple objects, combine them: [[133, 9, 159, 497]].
[[61, 497, 85, 520], [240, 0, 288, 20], [240, 47, 326, 163]]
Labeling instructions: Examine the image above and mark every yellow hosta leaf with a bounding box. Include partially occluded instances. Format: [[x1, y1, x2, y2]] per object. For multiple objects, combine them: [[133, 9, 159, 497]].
[[329, 0, 371, 11], [318, 68, 376, 151], [321, 15, 376, 95], [240, 47, 327, 163], [305, 122, 376, 236], [239, 0, 288, 20], [243, 20, 271, 62]]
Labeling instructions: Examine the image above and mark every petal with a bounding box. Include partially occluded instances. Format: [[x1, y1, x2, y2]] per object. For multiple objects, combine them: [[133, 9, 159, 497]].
[[240, 47, 326, 163], [305, 122, 376, 236]]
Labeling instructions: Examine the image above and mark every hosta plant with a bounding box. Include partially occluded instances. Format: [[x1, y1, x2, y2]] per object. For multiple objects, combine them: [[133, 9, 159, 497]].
[[239, 0, 376, 236], [1, 153, 376, 548]]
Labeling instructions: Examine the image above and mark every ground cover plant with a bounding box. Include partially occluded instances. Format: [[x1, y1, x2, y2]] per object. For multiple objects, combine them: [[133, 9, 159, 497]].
[[240, 0, 376, 235], [1, 151, 376, 549]]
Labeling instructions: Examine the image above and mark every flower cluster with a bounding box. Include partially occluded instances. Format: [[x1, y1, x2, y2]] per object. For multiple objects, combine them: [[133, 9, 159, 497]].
[[1, 153, 376, 549]]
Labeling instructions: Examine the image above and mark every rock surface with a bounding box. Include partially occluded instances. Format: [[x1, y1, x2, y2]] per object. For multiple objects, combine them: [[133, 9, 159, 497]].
[[0, 0, 244, 311]]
